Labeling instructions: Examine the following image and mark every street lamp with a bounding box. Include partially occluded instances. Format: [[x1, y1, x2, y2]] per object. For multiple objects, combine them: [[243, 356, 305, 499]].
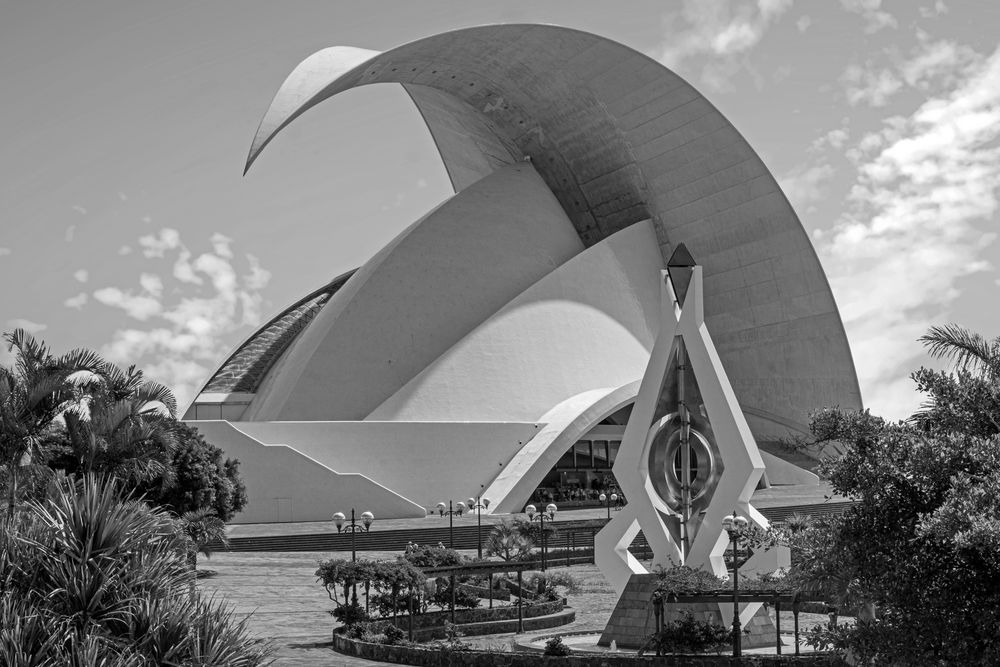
[[466, 496, 490, 559], [598, 492, 618, 520], [525, 503, 557, 571], [333, 508, 374, 607], [332, 508, 374, 562], [436, 500, 467, 548], [722, 511, 749, 657]]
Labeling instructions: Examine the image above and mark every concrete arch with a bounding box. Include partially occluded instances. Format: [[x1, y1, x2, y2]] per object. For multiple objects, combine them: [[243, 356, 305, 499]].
[[243, 23, 861, 441]]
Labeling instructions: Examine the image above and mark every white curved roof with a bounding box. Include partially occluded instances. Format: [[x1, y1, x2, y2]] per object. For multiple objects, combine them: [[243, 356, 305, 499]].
[[238, 24, 861, 437]]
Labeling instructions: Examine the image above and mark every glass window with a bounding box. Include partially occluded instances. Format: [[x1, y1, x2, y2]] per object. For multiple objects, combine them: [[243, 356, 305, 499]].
[[556, 447, 575, 469], [574, 441, 593, 469], [608, 441, 621, 466], [592, 440, 609, 468]]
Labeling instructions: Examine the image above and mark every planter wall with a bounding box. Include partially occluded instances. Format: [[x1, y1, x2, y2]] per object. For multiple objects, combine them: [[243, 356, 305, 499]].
[[332, 633, 845, 666], [390, 598, 565, 632]]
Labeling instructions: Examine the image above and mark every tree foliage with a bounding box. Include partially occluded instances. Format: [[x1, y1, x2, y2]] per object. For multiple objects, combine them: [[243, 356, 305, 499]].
[[141, 420, 247, 522], [788, 324, 1000, 663], [0, 474, 271, 665]]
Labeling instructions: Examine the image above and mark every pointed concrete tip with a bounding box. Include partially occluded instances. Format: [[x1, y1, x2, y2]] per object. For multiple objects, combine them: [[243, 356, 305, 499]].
[[667, 243, 697, 267], [242, 45, 381, 176]]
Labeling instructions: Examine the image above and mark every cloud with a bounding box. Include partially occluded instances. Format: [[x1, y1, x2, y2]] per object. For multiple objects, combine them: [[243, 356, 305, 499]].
[[71, 205, 87, 215], [138, 227, 181, 258], [93, 287, 162, 321], [839, 0, 897, 33], [778, 163, 836, 213], [5, 318, 47, 335], [92, 230, 272, 411], [817, 44, 1000, 419], [811, 127, 850, 152], [139, 273, 163, 298], [841, 63, 903, 107], [0, 248, 10, 257], [652, 0, 793, 89], [795, 15, 811, 32], [73, 269, 89, 283], [65, 225, 76, 242], [118, 245, 132, 255], [64, 292, 88, 309], [901, 39, 979, 89]]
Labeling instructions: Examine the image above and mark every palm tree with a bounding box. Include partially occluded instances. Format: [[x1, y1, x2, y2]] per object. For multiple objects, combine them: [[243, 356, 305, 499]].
[[62, 361, 178, 487], [0, 329, 103, 520], [180, 508, 229, 601], [919, 324, 1000, 379]]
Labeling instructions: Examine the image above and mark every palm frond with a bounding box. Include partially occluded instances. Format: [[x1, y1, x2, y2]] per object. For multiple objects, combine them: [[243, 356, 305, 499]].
[[919, 324, 1000, 377], [135, 380, 177, 418]]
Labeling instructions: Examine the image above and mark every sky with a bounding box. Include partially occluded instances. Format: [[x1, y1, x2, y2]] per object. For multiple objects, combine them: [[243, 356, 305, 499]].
[[2, 0, 998, 420]]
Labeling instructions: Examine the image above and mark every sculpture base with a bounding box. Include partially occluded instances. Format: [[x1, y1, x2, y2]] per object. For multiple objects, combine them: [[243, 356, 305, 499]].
[[599, 574, 779, 650]]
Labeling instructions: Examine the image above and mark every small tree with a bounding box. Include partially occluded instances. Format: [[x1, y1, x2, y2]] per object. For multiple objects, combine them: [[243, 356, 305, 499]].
[[143, 420, 247, 522], [484, 520, 534, 562]]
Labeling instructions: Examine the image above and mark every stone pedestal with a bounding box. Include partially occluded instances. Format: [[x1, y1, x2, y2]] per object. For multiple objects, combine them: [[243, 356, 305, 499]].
[[599, 573, 780, 651]]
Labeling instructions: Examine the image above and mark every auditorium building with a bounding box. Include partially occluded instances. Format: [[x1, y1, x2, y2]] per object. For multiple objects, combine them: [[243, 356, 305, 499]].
[[183, 25, 862, 523]]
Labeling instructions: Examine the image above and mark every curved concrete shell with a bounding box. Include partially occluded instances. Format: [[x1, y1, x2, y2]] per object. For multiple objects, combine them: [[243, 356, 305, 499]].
[[185, 24, 861, 522], [246, 24, 861, 439]]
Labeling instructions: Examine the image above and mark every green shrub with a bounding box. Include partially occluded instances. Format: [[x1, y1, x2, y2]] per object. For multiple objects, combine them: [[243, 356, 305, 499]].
[[641, 612, 731, 655], [543, 636, 572, 656], [346, 620, 407, 645], [332, 601, 369, 626], [0, 474, 271, 666]]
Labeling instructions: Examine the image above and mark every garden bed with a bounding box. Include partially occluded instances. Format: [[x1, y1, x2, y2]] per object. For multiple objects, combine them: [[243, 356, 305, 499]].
[[332, 632, 845, 666]]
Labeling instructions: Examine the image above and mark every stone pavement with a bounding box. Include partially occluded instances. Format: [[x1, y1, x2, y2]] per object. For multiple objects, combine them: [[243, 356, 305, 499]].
[[202, 486, 843, 665], [226, 483, 845, 540]]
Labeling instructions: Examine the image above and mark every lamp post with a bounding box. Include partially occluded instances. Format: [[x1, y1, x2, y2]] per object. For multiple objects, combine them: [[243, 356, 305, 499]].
[[525, 503, 557, 571], [436, 500, 467, 548], [598, 492, 618, 520], [722, 511, 749, 657], [466, 496, 490, 558], [333, 509, 374, 607]]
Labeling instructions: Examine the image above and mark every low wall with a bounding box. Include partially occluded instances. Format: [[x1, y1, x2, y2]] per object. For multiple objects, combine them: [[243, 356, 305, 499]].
[[390, 599, 564, 632], [332, 633, 845, 666], [407, 607, 575, 641]]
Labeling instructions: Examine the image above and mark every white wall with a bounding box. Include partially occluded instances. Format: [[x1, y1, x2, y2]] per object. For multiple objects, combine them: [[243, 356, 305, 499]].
[[367, 221, 665, 422], [243, 161, 583, 422]]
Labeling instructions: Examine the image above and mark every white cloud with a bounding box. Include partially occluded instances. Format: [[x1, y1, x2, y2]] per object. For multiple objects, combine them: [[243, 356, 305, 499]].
[[141, 215, 152, 224], [118, 245, 132, 255], [839, 0, 897, 33], [811, 127, 850, 152], [795, 15, 811, 32], [139, 273, 163, 297], [93, 287, 162, 321], [64, 292, 88, 309], [71, 205, 87, 215], [0, 247, 10, 257], [778, 163, 836, 213], [652, 0, 793, 80], [73, 269, 89, 283], [118, 192, 127, 201], [5, 318, 47, 335], [92, 230, 272, 412], [817, 44, 1000, 420], [841, 63, 903, 107], [64, 225, 76, 243], [138, 227, 181, 258], [919, 1, 948, 18], [901, 39, 979, 89], [210, 232, 233, 259]]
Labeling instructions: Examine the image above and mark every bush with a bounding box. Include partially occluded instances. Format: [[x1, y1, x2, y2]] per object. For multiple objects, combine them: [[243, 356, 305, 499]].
[[641, 612, 731, 655], [402, 541, 464, 567], [346, 620, 407, 645], [332, 601, 370, 626], [0, 474, 271, 665], [544, 636, 572, 656]]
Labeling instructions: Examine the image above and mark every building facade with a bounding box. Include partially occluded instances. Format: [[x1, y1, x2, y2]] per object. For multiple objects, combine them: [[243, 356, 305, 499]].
[[184, 25, 861, 523]]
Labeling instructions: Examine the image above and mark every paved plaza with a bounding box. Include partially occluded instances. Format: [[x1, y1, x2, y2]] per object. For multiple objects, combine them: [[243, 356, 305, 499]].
[[201, 496, 839, 666]]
